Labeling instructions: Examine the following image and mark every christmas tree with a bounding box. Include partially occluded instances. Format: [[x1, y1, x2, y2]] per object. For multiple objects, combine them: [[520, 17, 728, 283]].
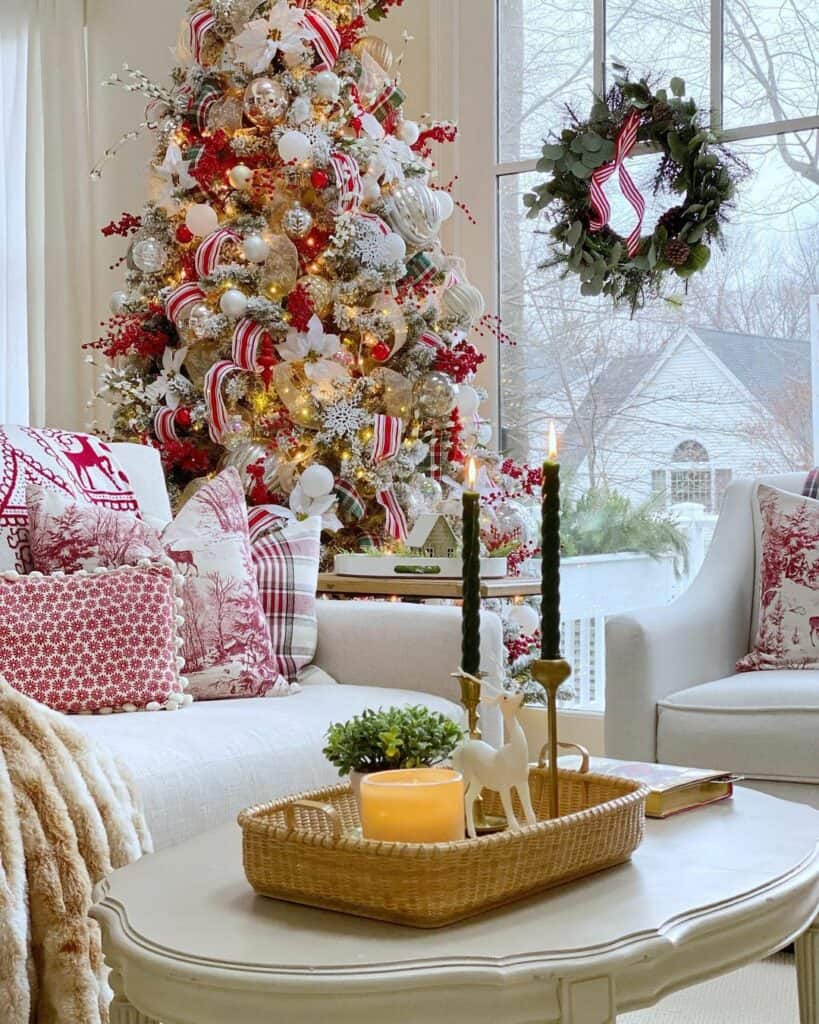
[[91, 0, 494, 558]]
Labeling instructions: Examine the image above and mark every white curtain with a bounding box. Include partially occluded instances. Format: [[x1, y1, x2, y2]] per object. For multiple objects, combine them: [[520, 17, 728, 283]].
[[0, 5, 30, 423], [0, 0, 94, 430]]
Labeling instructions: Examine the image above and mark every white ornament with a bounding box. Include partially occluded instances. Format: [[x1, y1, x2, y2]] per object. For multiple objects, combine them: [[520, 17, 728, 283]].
[[278, 130, 311, 163], [456, 384, 480, 418], [242, 233, 270, 263], [185, 203, 219, 237], [361, 174, 381, 203], [109, 290, 128, 314], [299, 463, 335, 499], [219, 288, 249, 318], [436, 190, 455, 221], [313, 70, 340, 101], [397, 119, 420, 146], [228, 164, 254, 190], [289, 95, 312, 124], [382, 231, 407, 263], [131, 238, 167, 273], [452, 678, 537, 839], [507, 602, 540, 635], [478, 421, 493, 446]]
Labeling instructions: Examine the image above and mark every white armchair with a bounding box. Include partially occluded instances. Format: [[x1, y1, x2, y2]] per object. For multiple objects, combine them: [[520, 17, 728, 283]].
[[605, 472, 819, 810]]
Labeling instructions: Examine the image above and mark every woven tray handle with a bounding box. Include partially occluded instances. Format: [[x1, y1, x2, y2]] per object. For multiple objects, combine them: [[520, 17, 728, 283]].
[[284, 799, 343, 838], [537, 741, 591, 773]]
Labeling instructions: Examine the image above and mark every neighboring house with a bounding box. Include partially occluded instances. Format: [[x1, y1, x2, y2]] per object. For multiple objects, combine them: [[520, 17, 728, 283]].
[[560, 326, 811, 512]]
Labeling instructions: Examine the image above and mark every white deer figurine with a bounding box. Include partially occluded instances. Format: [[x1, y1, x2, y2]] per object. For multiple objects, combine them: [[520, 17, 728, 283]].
[[452, 678, 537, 839]]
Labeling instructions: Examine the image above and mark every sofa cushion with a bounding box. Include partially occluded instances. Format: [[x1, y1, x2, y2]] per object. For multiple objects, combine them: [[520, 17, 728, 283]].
[[71, 682, 464, 850], [657, 671, 819, 783]]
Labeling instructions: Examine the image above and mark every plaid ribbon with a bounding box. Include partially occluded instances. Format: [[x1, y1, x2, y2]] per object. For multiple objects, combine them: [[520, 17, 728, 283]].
[[376, 486, 408, 541], [330, 151, 363, 212], [188, 10, 215, 64], [334, 478, 366, 522], [372, 414, 403, 464], [193, 80, 222, 133], [403, 251, 437, 285], [369, 83, 406, 124], [153, 407, 179, 444], [358, 532, 378, 551], [802, 470, 819, 498], [247, 505, 290, 544], [194, 228, 240, 278], [203, 360, 237, 443], [165, 282, 205, 325]]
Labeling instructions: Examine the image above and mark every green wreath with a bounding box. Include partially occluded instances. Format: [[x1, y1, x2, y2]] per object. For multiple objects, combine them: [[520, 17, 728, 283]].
[[525, 72, 744, 312]]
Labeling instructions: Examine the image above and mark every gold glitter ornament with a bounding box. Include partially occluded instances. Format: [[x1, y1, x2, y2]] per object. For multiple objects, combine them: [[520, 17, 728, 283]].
[[296, 274, 333, 316], [260, 235, 300, 300], [353, 36, 394, 74]]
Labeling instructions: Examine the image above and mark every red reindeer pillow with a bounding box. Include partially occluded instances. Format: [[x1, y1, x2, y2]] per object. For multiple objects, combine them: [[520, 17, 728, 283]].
[[0, 426, 139, 572]]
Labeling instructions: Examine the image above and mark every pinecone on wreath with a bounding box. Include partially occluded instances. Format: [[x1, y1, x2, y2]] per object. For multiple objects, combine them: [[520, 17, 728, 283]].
[[663, 238, 691, 266], [651, 101, 674, 124], [657, 204, 686, 236]]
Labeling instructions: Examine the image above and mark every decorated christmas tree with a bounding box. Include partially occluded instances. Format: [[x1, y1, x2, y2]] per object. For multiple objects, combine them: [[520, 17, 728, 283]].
[[91, 0, 496, 560]]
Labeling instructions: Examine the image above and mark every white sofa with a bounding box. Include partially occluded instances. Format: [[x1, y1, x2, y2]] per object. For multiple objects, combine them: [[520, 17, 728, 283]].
[[606, 472, 819, 810], [69, 443, 504, 850]]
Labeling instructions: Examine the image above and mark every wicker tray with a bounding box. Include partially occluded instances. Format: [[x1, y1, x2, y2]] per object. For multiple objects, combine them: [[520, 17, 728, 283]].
[[238, 766, 648, 928]]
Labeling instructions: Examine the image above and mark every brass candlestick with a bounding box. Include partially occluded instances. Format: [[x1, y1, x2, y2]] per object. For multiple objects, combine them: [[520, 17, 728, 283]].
[[531, 658, 572, 819]]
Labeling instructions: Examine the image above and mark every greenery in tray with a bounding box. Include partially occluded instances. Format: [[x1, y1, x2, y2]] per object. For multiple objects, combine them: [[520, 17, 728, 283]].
[[324, 706, 464, 776]]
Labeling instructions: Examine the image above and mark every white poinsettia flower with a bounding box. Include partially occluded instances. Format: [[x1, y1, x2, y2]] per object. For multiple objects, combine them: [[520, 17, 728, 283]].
[[378, 136, 415, 183], [277, 314, 341, 362], [153, 143, 196, 210], [231, 1, 312, 73], [288, 483, 341, 532], [145, 346, 189, 410]]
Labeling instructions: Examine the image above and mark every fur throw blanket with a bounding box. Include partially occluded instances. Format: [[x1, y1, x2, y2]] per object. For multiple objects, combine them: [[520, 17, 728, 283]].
[[0, 678, 151, 1023]]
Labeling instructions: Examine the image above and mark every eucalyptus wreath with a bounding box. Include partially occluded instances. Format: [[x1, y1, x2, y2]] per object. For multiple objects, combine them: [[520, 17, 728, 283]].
[[525, 71, 745, 312]]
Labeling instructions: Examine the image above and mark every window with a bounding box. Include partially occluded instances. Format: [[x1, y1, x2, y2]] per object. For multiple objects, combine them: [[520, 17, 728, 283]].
[[457, 0, 819, 709]]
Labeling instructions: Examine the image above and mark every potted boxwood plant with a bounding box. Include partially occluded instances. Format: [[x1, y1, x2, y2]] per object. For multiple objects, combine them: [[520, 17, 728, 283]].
[[323, 706, 464, 800]]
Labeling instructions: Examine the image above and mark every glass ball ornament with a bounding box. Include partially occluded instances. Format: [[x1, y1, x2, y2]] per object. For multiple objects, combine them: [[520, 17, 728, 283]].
[[131, 237, 167, 274], [397, 119, 420, 146], [228, 164, 254, 190], [242, 233, 270, 263], [384, 180, 443, 248], [477, 421, 493, 446], [313, 70, 340, 101], [456, 384, 480, 418], [109, 290, 128, 314], [260, 235, 300, 299], [299, 463, 335, 499], [187, 302, 213, 339], [223, 415, 253, 448], [494, 499, 531, 544], [414, 371, 458, 419], [207, 94, 245, 134], [278, 130, 311, 163], [282, 202, 314, 239], [296, 274, 333, 316], [417, 476, 443, 508], [243, 77, 288, 128], [219, 288, 248, 318], [435, 190, 455, 221], [507, 602, 540, 635], [381, 231, 407, 263], [220, 441, 271, 493], [185, 203, 219, 237], [441, 282, 486, 325], [176, 223, 194, 244], [311, 168, 330, 189]]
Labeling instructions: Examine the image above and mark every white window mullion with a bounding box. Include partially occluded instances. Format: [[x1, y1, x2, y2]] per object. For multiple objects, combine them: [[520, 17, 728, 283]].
[[710, 0, 724, 130]]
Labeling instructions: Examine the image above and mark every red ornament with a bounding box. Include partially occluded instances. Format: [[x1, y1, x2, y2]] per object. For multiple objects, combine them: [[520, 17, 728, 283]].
[[175, 407, 192, 429], [257, 332, 277, 390], [176, 224, 194, 244], [371, 341, 391, 362], [310, 169, 330, 189]]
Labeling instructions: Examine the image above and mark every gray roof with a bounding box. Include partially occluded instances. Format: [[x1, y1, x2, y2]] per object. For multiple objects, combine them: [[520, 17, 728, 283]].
[[559, 326, 810, 472]]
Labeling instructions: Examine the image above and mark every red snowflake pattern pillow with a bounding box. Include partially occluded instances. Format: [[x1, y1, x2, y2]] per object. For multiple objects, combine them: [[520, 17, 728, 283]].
[[27, 484, 164, 573], [0, 563, 189, 713], [738, 484, 819, 672]]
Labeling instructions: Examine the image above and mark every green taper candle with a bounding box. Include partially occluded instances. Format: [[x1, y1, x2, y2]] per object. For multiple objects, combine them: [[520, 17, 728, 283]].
[[541, 422, 561, 660], [461, 458, 481, 676]]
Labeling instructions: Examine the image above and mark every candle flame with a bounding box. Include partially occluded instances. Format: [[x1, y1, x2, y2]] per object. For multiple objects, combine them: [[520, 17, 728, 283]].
[[548, 420, 558, 461], [467, 457, 477, 488]]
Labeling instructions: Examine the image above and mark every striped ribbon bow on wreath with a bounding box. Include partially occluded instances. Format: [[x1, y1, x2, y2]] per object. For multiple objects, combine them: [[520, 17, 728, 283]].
[[525, 71, 744, 313]]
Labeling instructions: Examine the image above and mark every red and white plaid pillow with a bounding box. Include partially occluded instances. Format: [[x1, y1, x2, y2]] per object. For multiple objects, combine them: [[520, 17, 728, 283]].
[[252, 516, 322, 683], [0, 562, 188, 713]]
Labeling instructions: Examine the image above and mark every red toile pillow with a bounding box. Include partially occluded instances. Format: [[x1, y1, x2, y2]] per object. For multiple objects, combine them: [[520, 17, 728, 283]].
[[0, 562, 189, 713], [737, 484, 819, 672]]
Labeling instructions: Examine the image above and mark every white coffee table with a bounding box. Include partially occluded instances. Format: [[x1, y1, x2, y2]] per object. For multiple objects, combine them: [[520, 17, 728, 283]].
[[92, 788, 819, 1024]]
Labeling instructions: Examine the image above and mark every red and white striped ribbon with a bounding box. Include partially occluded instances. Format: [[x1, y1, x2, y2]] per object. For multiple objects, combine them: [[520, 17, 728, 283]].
[[203, 360, 236, 443], [356, 211, 391, 237], [247, 505, 290, 544], [165, 282, 205, 325], [302, 9, 340, 71], [419, 330, 445, 350], [188, 10, 215, 64], [376, 486, 408, 541], [231, 318, 269, 372], [153, 407, 179, 444], [329, 151, 363, 212], [371, 414, 403, 464], [588, 109, 645, 257], [194, 227, 240, 278]]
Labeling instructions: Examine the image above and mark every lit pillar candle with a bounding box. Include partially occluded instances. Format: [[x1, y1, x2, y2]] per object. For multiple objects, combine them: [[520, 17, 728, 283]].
[[541, 421, 561, 660], [461, 457, 481, 677], [359, 768, 465, 843]]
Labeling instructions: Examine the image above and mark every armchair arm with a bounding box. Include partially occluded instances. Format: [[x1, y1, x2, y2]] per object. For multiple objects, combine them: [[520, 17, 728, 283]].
[[314, 600, 504, 705]]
